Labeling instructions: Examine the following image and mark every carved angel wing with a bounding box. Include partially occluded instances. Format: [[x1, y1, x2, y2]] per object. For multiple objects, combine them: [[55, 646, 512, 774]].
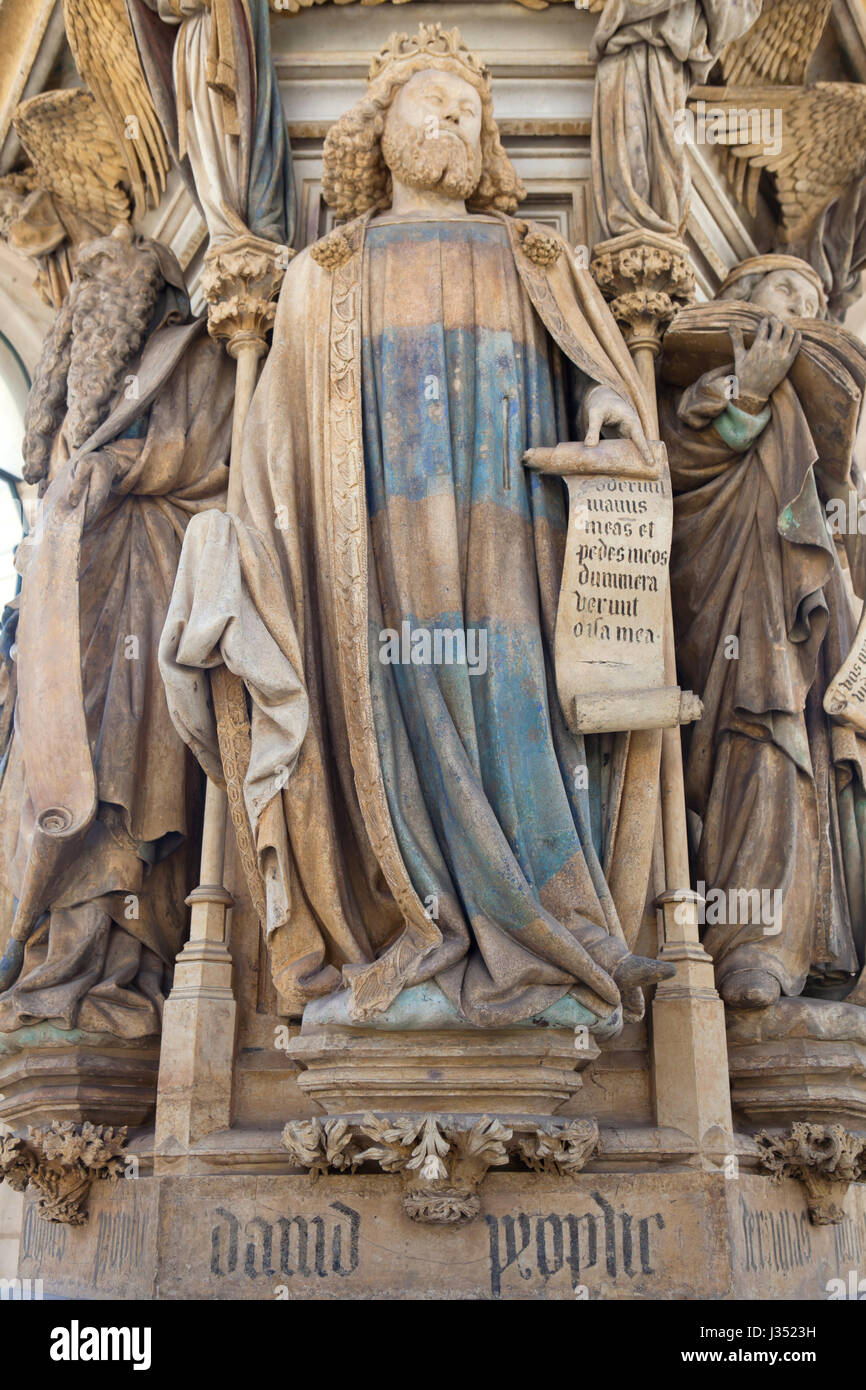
[[62, 0, 169, 210], [767, 85, 866, 240], [697, 84, 866, 243], [13, 89, 131, 232], [720, 0, 832, 87]]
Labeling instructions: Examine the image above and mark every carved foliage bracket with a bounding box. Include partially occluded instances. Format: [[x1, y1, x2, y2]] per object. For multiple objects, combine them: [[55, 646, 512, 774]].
[[282, 1113, 599, 1225], [756, 1122, 866, 1225], [591, 232, 696, 358], [200, 233, 292, 360], [0, 1120, 127, 1225]]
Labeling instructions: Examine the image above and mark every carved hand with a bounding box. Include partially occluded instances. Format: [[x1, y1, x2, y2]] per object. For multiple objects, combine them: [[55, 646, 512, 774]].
[[65, 449, 120, 513], [581, 385, 654, 466], [730, 316, 801, 410]]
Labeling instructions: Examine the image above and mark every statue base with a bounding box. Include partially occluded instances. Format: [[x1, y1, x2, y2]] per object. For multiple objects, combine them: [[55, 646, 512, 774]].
[[726, 998, 866, 1130], [289, 1028, 600, 1114], [288, 981, 609, 1114], [0, 1024, 160, 1129]]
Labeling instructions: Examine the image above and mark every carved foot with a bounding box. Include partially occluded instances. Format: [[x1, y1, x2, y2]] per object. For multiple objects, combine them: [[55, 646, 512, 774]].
[[613, 954, 676, 992], [721, 969, 781, 1009]]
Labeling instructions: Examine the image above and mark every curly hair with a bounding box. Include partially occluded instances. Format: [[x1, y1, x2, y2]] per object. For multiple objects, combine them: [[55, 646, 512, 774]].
[[322, 73, 525, 222], [21, 298, 74, 485], [23, 233, 164, 483]]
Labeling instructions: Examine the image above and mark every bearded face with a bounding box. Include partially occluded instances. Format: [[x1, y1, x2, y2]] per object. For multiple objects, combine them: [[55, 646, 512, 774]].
[[22, 232, 164, 483], [381, 68, 484, 204]]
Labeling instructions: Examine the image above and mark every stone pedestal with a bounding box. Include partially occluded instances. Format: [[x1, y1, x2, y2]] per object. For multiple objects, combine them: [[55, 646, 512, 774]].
[[288, 1027, 600, 1115], [727, 998, 866, 1130], [0, 1025, 159, 1129], [154, 881, 237, 1159]]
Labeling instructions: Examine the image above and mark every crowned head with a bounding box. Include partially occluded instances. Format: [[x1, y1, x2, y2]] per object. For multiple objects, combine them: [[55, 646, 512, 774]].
[[322, 24, 525, 221]]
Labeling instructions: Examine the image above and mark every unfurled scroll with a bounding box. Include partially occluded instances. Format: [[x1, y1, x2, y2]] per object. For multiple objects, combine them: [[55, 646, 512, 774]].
[[825, 601, 866, 734], [525, 439, 702, 734]]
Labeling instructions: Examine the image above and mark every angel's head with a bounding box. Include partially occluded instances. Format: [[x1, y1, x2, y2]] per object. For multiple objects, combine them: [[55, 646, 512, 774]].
[[22, 226, 170, 484], [322, 25, 524, 221], [718, 255, 827, 322]]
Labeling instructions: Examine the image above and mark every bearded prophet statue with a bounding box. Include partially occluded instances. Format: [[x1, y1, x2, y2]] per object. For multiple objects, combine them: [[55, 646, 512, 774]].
[[0, 227, 234, 1036], [660, 255, 866, 1010], [161, 25, 676, 1033]]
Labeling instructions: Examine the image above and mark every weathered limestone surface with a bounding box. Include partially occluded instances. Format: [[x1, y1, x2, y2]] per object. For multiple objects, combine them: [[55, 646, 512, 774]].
[[0, 1181, 23, 1280], [14, 1170, 866, 1301], [4, 1, 866, 1304]]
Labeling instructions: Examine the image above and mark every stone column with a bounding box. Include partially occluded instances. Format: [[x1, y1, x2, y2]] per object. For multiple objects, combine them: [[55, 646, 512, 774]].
[[592, 231, 734, 1156], [154, 235, 286, 1165]]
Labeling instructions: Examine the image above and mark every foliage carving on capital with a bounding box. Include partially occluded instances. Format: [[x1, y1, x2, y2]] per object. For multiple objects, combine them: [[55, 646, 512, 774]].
[[0, 1121, 127, 1226], [201, 233, 293, 358], [591, 233, 695, 354], [282, 1113, 599, 1225], [755, 1123, 866, 1225]]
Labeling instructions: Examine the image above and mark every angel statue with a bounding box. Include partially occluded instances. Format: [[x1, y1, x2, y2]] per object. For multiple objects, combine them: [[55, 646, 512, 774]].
[[0, 226, 235, 1036], [0, 4, 169, 307], [700, 0, 866, 317], [660, 254, 866, 1010], [161, 24, 676, 1035]]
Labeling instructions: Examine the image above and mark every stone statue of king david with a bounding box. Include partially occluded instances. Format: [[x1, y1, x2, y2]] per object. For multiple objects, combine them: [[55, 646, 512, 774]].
[[162, 23, 675, 1034]]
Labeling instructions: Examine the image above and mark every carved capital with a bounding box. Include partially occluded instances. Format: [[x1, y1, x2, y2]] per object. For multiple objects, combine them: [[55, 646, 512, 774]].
[[591, 232, 695, 357], [200, 234, 293, 360], [755, 1123, 866, 1225], [0, 1121, 127, 1225], [282, 1113, 598, 1225]]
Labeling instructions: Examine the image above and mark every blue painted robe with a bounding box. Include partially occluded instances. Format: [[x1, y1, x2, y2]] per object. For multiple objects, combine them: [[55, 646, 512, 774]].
[[213, 209, 654, 1025], [358, 218, 627, 1025]]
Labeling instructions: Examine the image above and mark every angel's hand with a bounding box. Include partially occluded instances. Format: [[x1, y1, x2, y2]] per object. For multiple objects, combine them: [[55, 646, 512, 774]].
[[730, 317, 801, 409]]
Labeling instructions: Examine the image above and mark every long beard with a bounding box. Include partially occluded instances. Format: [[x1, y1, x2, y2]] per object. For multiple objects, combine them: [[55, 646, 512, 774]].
[[23, 241, 162, 481], [65, 270, 159, 451], [382, 117, 482, 202]]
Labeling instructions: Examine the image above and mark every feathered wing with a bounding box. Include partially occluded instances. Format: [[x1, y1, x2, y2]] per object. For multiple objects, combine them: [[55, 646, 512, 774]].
[[14, 88, 131, 231], [699, 84, 866, 242], [62, 0, 169, 210], [764, 85, 866, 242], [720, 0, 832, 87]]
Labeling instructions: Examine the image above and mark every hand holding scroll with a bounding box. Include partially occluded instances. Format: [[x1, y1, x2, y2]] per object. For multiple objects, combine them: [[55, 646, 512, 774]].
[[524, 386, 657, 477]]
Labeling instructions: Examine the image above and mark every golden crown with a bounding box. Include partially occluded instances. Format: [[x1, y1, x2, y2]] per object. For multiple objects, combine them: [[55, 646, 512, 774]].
[[368, 24, 491, 93]]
